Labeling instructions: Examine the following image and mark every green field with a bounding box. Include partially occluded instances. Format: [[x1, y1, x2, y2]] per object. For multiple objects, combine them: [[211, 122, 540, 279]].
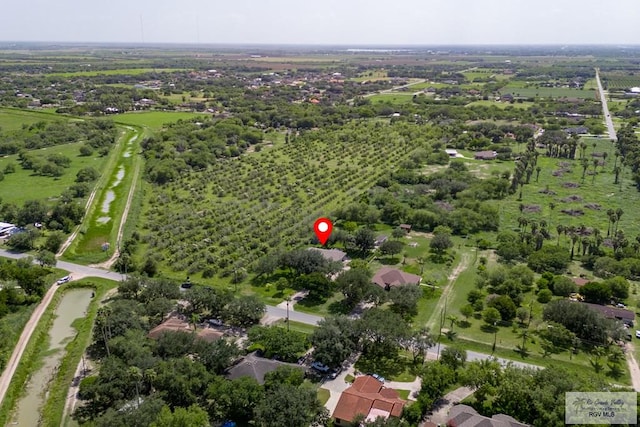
[[368, 92, 416, 104], [46, 68, 186, 77], [500, 82, 597, 99], [466, 100, 533, 109], [0, 142, 110, 205], [114, 111, 206, 129], [0, 108, 62, 132], [498, 136, 640, 237]]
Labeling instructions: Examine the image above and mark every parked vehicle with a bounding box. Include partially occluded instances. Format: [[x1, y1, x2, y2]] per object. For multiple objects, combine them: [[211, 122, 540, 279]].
[[207, 319, 223, 326], [311, 361, 330, 373], [56, 275, 71, 285]]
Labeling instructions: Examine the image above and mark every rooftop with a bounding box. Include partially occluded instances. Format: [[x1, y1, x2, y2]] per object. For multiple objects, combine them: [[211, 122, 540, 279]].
[[372, 267, 421, 289], [448, 404, 530, 427], [225, 352, 304, 384], [147, 315, 224, 342], [308, 247, 348, 262], [332, 375, 406, 423]]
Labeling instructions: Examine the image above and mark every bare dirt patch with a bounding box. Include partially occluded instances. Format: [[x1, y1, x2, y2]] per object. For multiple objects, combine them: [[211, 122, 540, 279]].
[[521, 205, 541, 213], [584, 203, 601, 210], [561, 209, 584, 216], [561, 195, 583, 203], [562, 182, 580, 188]]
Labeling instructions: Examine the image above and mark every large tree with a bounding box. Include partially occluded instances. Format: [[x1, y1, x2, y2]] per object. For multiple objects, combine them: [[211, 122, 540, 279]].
[[388, 285, 423, 318], [311, 316, 361, 368]]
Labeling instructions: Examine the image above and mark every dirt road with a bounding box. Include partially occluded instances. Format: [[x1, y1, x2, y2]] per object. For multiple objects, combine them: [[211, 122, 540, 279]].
[[425, 251, 472, 330], [625, 343, 640, 392]]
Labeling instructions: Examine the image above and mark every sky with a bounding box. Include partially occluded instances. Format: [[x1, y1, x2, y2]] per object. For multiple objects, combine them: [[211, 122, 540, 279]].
[[1, 0, 639, 45]]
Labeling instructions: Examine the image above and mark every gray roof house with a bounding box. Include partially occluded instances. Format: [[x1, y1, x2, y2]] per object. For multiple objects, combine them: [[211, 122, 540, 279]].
[[308, 247, 348, 263], [447, 404, 530, 427], [225, 352, 305, 384]]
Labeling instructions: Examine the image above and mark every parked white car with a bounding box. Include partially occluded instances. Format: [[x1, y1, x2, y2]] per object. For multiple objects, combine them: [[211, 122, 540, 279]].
[[56, 275, 71, 285]]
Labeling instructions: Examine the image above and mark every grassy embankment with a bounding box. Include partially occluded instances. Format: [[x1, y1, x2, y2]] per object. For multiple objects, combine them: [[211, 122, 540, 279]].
[[61, 126, 141, 264]]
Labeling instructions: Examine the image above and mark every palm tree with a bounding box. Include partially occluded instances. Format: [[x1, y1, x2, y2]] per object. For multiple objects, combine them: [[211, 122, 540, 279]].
[[556, 224, 565, 245], [447, 314, 458, 330], [614, 208, 624, 235], [129, 367, 143, 408]]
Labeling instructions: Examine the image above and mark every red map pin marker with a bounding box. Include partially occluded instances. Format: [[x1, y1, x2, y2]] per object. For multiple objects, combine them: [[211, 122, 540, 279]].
[[313, 218, 333, 246]]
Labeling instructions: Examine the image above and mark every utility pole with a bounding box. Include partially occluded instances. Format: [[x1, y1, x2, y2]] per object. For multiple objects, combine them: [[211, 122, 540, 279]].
[[286, 297, 290, 332]]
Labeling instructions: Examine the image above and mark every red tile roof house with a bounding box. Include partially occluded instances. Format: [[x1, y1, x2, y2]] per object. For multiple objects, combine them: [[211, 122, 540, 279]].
[[332, 375, 406, 425], [372, 267, 422, 290]]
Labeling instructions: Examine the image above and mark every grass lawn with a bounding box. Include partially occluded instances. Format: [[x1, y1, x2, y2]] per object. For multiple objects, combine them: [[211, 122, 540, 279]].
[[449, 336, 631, 386], [345, 374, 355, 383], [317, 388, 330, 405], [395, 389, 411, 400], [114, 111, 206, 130], [466, 100, 533, 109], [494, 135, 640, 237], [499, 82, 597, 99], [368, 93, 415, 105], [295, 293, 347, 316], [0, 142, 110, 205], [272, 319, 316, 335]]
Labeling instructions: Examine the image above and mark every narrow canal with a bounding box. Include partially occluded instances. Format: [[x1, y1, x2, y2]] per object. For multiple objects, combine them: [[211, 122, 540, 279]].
[[8, 289, 93, 426]]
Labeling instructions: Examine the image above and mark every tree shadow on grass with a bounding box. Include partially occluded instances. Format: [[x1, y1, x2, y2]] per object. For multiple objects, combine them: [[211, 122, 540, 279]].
[[458, 320, 471, 329], [378, 257, 401, 266], [328, 300, 353, 315], [480, 324, 499, 334], [296, 296, 327, 310]]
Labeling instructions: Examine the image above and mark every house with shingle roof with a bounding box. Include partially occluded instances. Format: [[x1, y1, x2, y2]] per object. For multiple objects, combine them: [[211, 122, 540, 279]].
[[225, 352, 304, 384], [447, 404, 530, 427], [308, 247, 348, 263], [372, 267, 422, 290]]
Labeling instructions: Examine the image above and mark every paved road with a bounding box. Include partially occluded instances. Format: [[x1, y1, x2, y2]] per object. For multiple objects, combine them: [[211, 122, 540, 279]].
[[427, 343, 540, 371], [0, 249, 321, 325], [595, 68, 617, 142]]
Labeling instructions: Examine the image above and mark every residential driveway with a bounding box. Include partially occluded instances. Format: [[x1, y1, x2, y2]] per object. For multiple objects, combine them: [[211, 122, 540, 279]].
[[385, 377, 421, 400], [422, 386, 474, 426], [320, 365, 355, 415], [320, 365, 423, 416]]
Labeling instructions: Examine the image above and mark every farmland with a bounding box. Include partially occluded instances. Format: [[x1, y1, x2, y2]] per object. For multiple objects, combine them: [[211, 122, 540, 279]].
[[45, 68, 186, 77], [500, 82, 597, 99], [137, 121, 436, 280], [602, 74, 640, 91]]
